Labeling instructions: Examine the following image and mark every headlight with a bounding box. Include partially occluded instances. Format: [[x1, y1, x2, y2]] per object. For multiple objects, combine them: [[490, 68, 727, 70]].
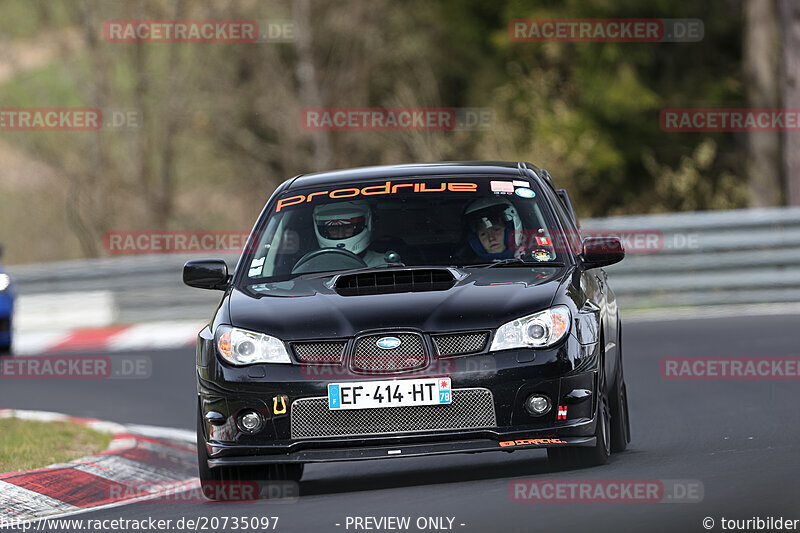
[[0, 274, 9, 292], [490, 306, 571, 351], [216, 326, 291, 365]]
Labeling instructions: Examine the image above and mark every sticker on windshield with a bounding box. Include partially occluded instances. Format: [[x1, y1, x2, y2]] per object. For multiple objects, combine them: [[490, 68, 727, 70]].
[[515, 187, 535, 198], [275, 180, 479, 212], [490, 180, 514, 193], [533, 249, 552, 261], [248, 257, 265, 277]]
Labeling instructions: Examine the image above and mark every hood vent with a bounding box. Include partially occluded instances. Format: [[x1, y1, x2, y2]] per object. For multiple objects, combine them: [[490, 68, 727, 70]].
[[334, 268, 456, 296]]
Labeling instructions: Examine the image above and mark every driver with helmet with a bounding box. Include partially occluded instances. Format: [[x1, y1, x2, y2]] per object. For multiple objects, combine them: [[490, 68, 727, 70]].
[[312, 201, 386, 266], [461, 197, 523, 261]]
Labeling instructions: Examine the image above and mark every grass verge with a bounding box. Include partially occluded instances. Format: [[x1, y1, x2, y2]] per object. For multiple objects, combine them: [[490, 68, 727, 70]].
[[0, 418, 113, 472]]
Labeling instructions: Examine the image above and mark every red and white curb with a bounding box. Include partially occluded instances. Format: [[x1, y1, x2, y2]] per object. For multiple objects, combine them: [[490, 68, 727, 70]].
[[13, 321, 204, 355], [0, 409, 198, 522]]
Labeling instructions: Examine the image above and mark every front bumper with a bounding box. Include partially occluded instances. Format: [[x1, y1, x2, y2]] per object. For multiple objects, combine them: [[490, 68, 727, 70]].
[[197, 330, 600, 467], [209, 434, 597, 466]]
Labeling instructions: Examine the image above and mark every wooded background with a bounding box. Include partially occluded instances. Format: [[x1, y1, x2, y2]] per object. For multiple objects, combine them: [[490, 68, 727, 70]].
[[0, 0, 797, 263]]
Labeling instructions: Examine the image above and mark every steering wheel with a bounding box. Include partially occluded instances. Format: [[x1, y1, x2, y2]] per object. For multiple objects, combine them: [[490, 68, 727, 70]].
[[291, 247, 367, 274]]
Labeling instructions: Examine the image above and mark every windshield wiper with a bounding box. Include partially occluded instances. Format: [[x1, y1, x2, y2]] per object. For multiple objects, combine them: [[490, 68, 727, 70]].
[[462, 258, 565, 269]]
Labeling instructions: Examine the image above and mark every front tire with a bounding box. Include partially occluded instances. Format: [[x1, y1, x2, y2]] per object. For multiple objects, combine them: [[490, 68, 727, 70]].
[[609, 376, 630, 452], [547, 392, 611, 468], [197, 404, 303, 501], [609, 324, 631, 453]]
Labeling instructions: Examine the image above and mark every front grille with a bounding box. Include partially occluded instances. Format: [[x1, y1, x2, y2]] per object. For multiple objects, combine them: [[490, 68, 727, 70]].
[[433, 332, 489, 357], [292, 341, 347, 364], [290, 388, 496, 439], [334, 269, 456, 296], [351, 333, 426, 373]]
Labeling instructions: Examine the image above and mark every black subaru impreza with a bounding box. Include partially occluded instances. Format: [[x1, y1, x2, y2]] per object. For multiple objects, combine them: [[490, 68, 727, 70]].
[[184, 161, 630, 496]]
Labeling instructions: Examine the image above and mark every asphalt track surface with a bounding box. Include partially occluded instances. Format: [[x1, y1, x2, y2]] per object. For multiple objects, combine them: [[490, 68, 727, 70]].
[[2, 314, 800, 533]]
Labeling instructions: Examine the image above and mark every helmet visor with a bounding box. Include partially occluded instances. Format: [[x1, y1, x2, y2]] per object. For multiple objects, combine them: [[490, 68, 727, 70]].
[[316, 216, 367, 240]]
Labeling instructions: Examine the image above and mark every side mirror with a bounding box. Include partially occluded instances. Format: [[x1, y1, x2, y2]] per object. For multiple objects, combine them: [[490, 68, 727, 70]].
[[183, 259, 230, 290], [581, 237, 624, 269]]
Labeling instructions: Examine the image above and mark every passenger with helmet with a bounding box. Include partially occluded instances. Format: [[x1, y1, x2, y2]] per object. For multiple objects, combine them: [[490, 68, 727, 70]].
[[460, 197, 523, 262], [312, 201, 386, 266]]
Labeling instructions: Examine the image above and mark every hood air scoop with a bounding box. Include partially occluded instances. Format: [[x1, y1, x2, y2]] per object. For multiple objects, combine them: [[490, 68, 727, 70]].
[[333, 268, 457, 296]]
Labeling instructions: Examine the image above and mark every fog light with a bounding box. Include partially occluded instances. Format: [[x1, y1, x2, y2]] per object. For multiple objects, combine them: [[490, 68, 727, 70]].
[[525, 394, 552, 416], [237, 410, 264, 433]]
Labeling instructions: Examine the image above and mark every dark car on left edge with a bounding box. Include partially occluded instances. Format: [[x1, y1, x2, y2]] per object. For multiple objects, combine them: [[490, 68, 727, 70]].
[[0, 244, 15, 355]]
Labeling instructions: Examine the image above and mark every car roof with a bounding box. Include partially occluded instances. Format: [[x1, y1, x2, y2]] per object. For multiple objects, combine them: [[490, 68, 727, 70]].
[[286, 161, 544, 190]]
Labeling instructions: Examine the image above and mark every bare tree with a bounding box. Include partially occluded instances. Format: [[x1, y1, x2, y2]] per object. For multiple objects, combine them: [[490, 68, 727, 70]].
[[292, 0, 332, 171], [745, 0, 782, 206], [779, 0, 800, 205]]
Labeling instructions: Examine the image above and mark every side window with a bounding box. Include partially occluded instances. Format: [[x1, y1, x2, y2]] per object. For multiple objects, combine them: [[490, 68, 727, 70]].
[[543, 187, 581, 253], [247, 214, 283, 278]]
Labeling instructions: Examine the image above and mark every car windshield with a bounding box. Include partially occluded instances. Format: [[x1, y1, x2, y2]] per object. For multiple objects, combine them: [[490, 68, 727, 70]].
[[242, 176, 564, 283]]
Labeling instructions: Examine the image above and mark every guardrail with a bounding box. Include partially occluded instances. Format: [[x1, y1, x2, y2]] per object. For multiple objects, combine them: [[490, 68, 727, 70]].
[[8, 254, 240, 330], [5, 206, 800, 329], [581, 207, 800, 307]]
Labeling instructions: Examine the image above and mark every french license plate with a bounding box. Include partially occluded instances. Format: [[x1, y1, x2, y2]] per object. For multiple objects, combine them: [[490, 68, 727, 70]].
[[328, 377, 452, 410]]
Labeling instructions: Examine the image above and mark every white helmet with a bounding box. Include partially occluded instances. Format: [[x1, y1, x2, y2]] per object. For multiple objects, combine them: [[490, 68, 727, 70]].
[[313, 201, 373, 255]]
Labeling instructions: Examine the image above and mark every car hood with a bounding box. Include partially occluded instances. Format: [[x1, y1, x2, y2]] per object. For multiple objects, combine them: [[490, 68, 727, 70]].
[[228, 267, 566, 340]]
